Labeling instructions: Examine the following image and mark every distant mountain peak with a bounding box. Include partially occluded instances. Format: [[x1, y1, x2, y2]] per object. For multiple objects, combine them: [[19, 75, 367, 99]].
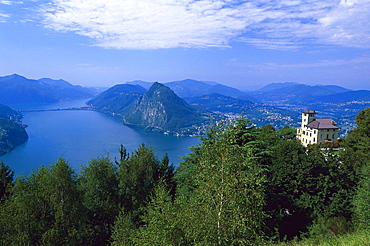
[[0, 74, 28, 81], [0, 74, 94, 104], [257, 82, 300, 92], [123, 82, 206, 135]]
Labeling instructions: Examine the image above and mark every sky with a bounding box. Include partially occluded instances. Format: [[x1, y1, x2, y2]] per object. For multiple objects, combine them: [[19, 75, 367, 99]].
[[1, 0, 370, 91]]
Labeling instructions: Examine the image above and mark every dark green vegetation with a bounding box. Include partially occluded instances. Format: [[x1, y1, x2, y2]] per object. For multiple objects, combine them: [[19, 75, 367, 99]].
[[1, 107, 370, 245], [0, 74, 94, 104], [0, 104, 28, 156]]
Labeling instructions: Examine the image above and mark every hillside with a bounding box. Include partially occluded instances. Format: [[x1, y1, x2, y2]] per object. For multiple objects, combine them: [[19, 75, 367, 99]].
[[123, 82, 208, 135], [185, 93, 299, 128], [0, 104, 28, 156], [127, 79, 257, 100], [87, 84, 147, 114], [0, 74, 94, 104], [248, 83, 351, 104]]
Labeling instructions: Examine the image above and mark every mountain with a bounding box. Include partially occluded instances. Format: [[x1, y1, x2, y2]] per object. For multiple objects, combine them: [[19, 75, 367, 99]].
[[125, 80, 154, 90], [126, 79, 256, 100], [257, 82, 300, 92], [165, 79, 247, 98], [0, 104, 28, 156], [185, 93, 299, 128], [0, 74, 94, 104], [313, 90, 370, 103], [249, 83, 351, 104], [123, 82, 208, 135], [185, 93, 255, 114], [87, 84, 147, 114]]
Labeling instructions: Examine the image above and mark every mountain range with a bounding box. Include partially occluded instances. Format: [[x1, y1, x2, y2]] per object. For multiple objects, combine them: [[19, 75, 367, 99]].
[[1, 74, 369, 136], [0, 74, 95, 104]]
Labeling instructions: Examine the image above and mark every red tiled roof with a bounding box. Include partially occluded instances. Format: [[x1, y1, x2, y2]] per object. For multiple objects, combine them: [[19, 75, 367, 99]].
[[306, 118, 340, 129]]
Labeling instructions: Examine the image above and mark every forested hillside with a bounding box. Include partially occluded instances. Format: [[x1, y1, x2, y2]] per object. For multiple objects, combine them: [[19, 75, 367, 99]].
[[1, 108, 370, 245], [0, 105, 28, 156]]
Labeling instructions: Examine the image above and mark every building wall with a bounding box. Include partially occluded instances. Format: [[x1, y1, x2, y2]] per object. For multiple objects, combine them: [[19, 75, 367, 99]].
[[297, 126, 339, 147]]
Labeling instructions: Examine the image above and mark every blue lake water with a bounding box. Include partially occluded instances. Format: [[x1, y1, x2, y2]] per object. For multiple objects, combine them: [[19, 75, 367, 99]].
[[0, 99, 200, 175]]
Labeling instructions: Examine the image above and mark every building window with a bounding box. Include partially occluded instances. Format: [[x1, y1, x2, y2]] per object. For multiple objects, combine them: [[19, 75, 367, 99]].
[[313, 138, 316, 142], [320, 134, 323, 139], [310, 133, 312, 137], [333, 133, 335, 139], [327, 134, 329, 139], [314, 130, 316, 134]]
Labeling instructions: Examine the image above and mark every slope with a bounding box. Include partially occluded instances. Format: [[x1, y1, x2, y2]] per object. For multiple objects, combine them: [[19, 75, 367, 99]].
[[123, 82, 207, 135]]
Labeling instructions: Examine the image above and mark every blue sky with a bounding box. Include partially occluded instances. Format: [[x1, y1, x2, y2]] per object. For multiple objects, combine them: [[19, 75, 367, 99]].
[[1, 0, 369, 90]]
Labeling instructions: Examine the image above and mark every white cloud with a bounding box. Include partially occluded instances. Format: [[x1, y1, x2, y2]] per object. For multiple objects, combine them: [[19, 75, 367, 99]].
[[0, 1, 12, 5], [0, 13, 10, 22], [40, 0, 370, 50]]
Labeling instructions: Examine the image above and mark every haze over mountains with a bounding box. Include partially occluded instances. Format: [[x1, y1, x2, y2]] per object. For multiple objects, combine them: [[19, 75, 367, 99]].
[[1, 74, 370, 136], [0, 74, 95, 104]]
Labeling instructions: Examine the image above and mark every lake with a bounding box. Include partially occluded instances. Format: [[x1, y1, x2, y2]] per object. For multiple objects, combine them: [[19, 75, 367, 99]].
[[0, 99, 200, 175]]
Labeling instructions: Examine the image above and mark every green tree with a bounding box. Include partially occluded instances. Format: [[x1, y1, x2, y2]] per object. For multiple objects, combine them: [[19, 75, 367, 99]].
[[118, 144, 160, 214], [132, 180, 186, 246], [0, 158, 87, 245], [264, 139, 356, 239], [0, 161, 14, 202], [344, 107, 370, 171], [177, 118, 266, 245], [113, 144, 176, 244], [353, 164, 370, 229], [346, 108, 370, 229], [79, 156, 119, 245]]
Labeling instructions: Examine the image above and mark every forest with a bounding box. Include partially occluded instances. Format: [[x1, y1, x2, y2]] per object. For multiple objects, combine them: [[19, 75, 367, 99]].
[[1, 108, 370, 245]]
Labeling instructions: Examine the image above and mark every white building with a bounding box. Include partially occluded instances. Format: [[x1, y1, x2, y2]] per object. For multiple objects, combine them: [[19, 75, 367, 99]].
[[297, 110, 340, 147]]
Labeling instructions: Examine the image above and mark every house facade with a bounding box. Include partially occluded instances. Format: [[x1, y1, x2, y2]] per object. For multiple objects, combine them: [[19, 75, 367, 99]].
[[297, 110, 340, 147]]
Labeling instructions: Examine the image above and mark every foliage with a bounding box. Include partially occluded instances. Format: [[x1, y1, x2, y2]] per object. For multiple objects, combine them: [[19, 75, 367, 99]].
[[0, 161, 14, 202], [343, 107, 370, 170], [352, 162, 370, 229], [278, 229, 370, 246], [0, 158, 88, 245], [132, 180, 186, 246], [78, 156, 119, 245], [175, 117, 266, 245], [1, 108, 370, 245]]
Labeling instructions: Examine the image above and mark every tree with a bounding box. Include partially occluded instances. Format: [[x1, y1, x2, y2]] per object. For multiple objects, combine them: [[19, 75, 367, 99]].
[[0, 158, 88, 245], [0, 161, 14, 202], [345, 108, 370, 229], [176, 117, 266, 245], [132, 180, 186, 246], [113, 144, 176, 244], [118, 144, 160, 214], [344, 107, 370, 171], [79, 156, 119, 245], [353, 164, 370, 229]]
